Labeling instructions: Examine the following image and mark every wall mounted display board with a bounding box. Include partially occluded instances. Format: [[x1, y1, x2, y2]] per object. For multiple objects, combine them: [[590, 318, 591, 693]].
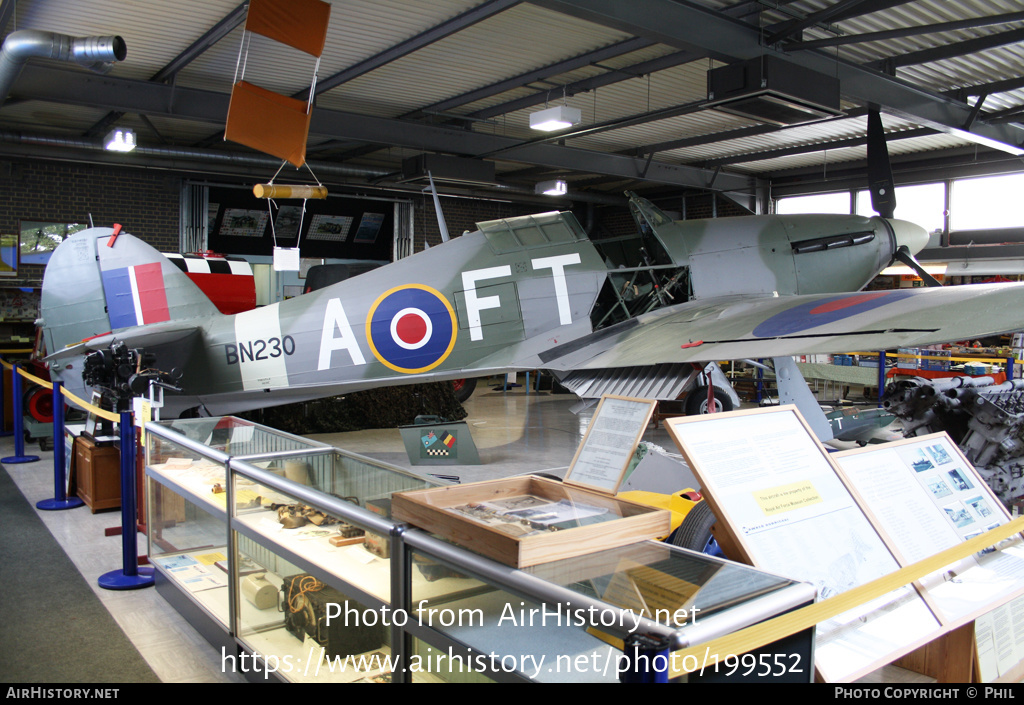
[[563, 395, 657, 495], [0, 233, 17, 276], [19, 221, 87, 266], [664, 406, 1024, 683], [205, 186, 393, 262]]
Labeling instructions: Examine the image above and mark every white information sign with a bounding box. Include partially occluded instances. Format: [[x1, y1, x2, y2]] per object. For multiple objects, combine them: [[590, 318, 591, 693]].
[[565, 395, 656, 495], [666, 406, 940, 682]]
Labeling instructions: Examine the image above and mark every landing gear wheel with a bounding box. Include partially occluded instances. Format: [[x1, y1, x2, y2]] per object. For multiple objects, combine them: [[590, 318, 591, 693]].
[[452, 377, 477, 403], [668, 501, 723, 557], [684, 386, 733, 416]]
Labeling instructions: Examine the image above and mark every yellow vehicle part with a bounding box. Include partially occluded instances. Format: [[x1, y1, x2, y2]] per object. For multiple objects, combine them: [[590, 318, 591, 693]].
[[617, 488, 701, 540]]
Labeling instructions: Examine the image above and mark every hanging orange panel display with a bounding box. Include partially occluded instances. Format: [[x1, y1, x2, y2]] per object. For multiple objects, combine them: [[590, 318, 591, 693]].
[[225, 80, 311, 167], [245, 0, 330, 57], [223, 0, 331, 167]]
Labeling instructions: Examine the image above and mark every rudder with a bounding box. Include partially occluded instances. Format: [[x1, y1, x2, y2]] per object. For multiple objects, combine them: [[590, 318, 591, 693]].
[[40, 227, 220, 354]]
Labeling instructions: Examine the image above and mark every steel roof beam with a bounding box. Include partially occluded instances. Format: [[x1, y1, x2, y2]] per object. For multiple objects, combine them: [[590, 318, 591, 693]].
[[12, 63, 751, 193], [786, 11, 1024, 52], [312, 0, 520, 97], [764, 0, 877, 46], [526, 0, 1024, 155], [465, 48, 699, 121], [83, 3, 248, 139], [866, 26, 1024, 70], [764, 0, 917, 42], [402, 36, 653, 119], [694, 127, 932, 168]]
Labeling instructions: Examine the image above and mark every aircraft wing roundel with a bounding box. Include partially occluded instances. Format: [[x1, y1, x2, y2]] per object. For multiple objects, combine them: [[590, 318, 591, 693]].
[[539, 283, 1024, 370]]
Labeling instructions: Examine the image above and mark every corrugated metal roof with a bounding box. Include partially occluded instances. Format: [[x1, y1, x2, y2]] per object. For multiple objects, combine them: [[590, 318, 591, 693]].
[[0, 0, 1021, 201]]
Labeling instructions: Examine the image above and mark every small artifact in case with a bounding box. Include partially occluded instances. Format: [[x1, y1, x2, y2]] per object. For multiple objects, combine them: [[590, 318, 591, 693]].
[[363, 499, 391, 558], [280, 575, 383, 658], [241, 573, 277, 610]]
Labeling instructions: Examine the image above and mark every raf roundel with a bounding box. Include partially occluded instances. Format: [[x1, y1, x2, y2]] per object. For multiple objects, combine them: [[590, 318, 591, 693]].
[[366, 285, 457, 373]]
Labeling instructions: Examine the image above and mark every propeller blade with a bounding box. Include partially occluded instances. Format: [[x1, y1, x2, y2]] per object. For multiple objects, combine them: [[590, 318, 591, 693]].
[[867, 109, 896, 219], [893, 246, 943, 287]]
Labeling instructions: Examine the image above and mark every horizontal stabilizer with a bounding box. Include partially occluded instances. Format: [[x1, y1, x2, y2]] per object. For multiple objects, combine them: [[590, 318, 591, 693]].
[[46, 321, 202, 361]]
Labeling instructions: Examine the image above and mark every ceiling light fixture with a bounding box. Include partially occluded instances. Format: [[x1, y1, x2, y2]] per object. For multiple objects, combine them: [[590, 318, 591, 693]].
[[529, 105, 581, 132], [536, 179, 567, 196], [104, 127, 136, 152]]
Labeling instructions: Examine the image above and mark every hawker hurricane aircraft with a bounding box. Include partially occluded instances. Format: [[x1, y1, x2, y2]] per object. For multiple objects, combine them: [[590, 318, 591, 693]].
[[38, 187, 1024, 419]]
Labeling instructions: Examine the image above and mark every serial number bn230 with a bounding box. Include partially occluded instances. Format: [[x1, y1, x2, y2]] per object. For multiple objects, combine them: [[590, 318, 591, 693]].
[[225, 336, 296, 365]]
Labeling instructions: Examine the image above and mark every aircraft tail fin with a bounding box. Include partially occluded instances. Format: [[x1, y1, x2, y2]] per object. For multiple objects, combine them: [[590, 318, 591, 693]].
[[40, 227, 220, 354]]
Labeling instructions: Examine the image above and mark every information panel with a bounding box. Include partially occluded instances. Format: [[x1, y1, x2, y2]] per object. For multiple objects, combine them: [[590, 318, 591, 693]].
[[835, 434, 1024, 626], [564, 395, 656, 495], [665, 406, 940, 682]]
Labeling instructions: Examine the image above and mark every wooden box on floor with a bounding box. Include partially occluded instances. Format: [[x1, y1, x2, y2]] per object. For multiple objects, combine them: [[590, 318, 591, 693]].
[[75, 436, 121, 513], [392, 475, 670, 568]]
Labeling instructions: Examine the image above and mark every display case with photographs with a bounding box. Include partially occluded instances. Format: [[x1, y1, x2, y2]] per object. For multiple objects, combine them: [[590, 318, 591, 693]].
[[392, 475, 671, 568], [145, 416, 817, 683]]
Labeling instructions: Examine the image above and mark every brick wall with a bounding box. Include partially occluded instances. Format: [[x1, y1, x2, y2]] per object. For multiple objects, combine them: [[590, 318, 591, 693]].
[[0, 160, 180, 287]]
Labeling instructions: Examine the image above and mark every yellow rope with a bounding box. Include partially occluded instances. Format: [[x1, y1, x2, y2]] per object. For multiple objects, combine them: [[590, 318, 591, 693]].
[[668, 515, 1024, 678], [59, 387, 120, 423], [16, 367, 52, 390]]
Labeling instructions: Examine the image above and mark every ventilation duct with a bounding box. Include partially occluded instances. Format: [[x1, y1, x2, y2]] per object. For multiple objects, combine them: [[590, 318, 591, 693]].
[[707, 55, 843, 126], [0, 30, 127, 103]]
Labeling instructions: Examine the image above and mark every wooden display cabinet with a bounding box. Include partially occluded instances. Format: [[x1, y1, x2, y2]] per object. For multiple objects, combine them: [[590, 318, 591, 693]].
[[75, 435, 121, 513]]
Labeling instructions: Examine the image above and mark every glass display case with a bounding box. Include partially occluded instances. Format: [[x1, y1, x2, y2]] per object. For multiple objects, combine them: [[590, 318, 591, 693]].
[[145, 416, 817, 684]]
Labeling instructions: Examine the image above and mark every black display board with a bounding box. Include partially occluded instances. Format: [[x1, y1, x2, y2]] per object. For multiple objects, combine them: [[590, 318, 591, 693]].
[[206, 186, 393, 261]]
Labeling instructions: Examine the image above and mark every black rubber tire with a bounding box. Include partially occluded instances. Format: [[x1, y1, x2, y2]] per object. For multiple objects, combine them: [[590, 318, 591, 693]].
[[684, 386, 734, 415], [452, 377, 477, 403], [668, 500, 718, 553]]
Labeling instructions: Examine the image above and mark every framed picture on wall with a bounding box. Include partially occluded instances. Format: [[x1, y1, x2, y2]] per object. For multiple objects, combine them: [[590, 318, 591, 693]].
[[19, 220, 88, 266], [0, 233, 17, 276]]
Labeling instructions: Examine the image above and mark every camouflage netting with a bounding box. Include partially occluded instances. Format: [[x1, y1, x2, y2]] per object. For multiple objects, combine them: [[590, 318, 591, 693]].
[[240, 382, 468, 435]]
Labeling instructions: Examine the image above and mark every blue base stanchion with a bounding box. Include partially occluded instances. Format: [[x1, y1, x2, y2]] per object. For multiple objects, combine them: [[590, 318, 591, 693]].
[[98, 410, 153, 591], [2, 452, 40, 463], [98, 565, 155, 590], [36, 381, 82, 510], [37, 497, 85, 511], [2, 364, 38, 463]]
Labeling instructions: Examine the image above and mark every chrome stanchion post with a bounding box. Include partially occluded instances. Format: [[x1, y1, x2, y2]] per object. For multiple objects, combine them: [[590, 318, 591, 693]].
[[36, 381, 83, 511]]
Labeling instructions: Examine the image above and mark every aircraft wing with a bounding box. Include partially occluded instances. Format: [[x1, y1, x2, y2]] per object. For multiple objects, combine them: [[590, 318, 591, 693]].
[[538, 283, 1024, 370]]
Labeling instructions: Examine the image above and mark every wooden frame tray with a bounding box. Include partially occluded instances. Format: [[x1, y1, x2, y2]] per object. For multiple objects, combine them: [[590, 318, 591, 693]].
[[392, 475, 671, 568]]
